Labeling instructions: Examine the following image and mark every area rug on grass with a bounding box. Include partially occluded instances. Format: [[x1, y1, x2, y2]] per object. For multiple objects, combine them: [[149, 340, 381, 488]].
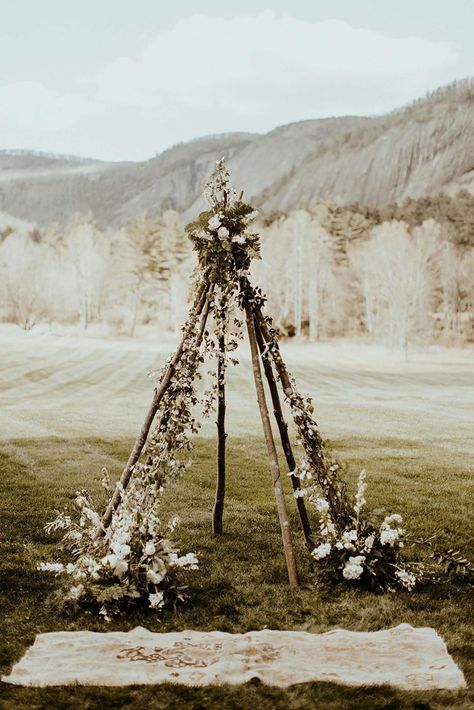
[[2, 623, 465, 690]]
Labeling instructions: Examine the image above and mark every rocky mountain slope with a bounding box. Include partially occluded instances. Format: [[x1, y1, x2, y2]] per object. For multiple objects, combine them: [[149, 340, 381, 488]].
[[0, 79, 472, 227]]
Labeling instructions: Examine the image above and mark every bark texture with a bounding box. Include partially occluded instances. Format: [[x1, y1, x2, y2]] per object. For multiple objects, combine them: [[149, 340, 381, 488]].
[[245, 305, 299, 588], [212, 334, 227, 535], [254, 317, 313, 548]]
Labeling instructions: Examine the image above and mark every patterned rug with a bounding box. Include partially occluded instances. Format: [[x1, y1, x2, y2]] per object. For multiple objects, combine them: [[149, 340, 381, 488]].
[[2, 623, 466, 690]]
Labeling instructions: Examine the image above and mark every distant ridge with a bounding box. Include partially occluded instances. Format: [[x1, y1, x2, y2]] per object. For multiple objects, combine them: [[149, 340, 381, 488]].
[[0, 79, 472, 227], [0, 148, 102, 164]]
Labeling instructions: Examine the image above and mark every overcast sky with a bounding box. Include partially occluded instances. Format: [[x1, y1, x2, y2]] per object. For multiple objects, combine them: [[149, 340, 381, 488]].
[[1, 0, 473, 161]]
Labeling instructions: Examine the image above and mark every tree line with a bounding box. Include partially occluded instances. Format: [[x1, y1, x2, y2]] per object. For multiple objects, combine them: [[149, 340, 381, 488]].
[[0, 192, 472, 348]]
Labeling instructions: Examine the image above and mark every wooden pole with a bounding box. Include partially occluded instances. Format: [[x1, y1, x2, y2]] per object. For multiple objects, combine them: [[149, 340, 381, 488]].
[[254, 317, 313, 548], [252, 299, 350, 530], [99, 280, 212, 532], [212, 333, 227, 535], [245, 305, 299, 588]]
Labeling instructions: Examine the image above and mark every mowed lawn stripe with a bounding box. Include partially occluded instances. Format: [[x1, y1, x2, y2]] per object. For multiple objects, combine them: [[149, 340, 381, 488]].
[[1, 347, 112, 401]]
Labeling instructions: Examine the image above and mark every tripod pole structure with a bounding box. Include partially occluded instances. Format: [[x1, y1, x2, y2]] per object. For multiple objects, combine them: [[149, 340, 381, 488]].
[[212, 333, 227, 535], [245, 305, 299, 589], [99, 279, 212, 533], [253, 315, 313, 548]]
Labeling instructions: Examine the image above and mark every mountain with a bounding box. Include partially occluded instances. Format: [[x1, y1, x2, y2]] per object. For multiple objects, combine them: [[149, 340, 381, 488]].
[[0, 79, 472, 227]]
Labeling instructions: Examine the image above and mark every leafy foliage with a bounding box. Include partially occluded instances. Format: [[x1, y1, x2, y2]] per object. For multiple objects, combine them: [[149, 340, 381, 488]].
[[430, 548, 474, 584]]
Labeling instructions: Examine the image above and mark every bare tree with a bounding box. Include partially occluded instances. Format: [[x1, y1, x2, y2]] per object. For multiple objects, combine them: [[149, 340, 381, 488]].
[[124, 213, 187, 335], [256, 211, 334, 340], [0, 232, 47, 329], [439, 241, 467, 333], [66, 219, 110, 329], [350, 220, 441, 350]]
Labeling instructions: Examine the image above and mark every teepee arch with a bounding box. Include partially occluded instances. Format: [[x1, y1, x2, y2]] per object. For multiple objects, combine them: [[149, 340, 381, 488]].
[[97, 159, 354, 589]]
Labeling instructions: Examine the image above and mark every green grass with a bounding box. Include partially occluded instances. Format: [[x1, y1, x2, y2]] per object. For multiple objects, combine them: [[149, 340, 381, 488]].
[[1, 434, 473, 709]]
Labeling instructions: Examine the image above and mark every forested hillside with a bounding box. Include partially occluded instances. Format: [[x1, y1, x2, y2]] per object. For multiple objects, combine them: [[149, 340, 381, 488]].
[[1, 192, 472, 346], [0, 79, 472, 226]]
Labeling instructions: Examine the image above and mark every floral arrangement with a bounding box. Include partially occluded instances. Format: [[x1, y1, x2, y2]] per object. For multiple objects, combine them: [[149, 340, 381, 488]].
[[39, 471, 199, 618], [300, 468, 421, 592]]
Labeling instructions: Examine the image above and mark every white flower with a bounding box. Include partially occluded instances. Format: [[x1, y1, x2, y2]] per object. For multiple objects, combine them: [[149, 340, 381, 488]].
[[37, 562, 64, 574], [144, 541, 156, 557], [149, 591, 164, 609], [147, 569, 164, 585], [380, 514, 404, 546], [342, 564, 363, 580], [69, 584, 84, 600], [380, 528, 400, 546], [83, 556, 100, 578], [65, 563, 76, 574], [395, 569, 417, 590], [208, 215, 221, 230], [111, 542, 130, 558], [342, 530, 358, 543], [101, 554, 128, 579], [113, 528, 131, 545], [342, 556, 365, 580], [233, 234, 246, 245], [354, 469, 367, 514], [114, 559, 128, 578], [83, 508, 101, 527], [217, 226, 229, 239], [314, 497, 330, 514], [169, 552, 199, 569], [364, 535, 375, 551], [312, 542, 332, 560]]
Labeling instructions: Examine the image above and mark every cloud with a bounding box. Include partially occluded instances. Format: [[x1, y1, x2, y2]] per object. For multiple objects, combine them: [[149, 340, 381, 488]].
[[0, 81, 103, 155], [0, 12, 460, 159], [93, 13, 457, 112]]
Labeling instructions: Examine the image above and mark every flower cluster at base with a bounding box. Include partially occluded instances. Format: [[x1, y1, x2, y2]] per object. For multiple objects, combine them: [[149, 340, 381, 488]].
[[298, 468, 422, 592], [39, 474, 199, 619]]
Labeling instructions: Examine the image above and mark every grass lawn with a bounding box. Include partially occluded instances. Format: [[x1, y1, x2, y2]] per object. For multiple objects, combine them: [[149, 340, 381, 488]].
[[0, 330, 473, 708], [1, 433, 473, 709]]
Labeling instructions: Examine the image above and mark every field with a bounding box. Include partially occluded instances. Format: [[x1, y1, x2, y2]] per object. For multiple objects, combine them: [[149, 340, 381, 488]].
[[1, 325, 473, 709]]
